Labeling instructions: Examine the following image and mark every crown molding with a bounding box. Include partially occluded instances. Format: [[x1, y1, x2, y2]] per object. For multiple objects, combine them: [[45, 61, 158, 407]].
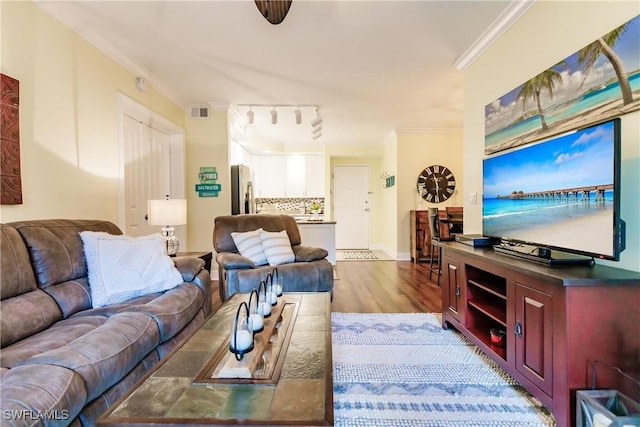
[[453, 0, 536, 71]]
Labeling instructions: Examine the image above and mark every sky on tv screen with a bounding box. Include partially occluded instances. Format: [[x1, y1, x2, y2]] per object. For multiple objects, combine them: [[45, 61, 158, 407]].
[[483, 121, 614, 198]]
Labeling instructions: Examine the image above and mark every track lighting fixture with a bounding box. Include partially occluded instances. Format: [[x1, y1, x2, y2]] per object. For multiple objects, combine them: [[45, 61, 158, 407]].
[[236, 104, 323, 139]]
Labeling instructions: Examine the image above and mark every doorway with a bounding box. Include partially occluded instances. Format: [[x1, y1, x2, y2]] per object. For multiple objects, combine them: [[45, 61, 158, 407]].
[[117, 94, 186, 246], [332, 165, 370, 249]]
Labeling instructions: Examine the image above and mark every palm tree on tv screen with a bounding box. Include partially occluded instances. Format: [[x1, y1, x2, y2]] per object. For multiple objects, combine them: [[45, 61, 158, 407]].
[[578, 22, 634, 105], [517, 63, 565, 131]]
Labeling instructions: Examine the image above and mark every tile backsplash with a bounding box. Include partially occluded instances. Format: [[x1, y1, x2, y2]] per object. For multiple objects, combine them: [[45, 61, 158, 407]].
[[256, 198, 324, 214]]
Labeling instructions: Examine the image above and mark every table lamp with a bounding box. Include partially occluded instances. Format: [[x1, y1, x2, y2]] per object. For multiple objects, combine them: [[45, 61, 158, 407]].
[[148, 196, 187, 256]]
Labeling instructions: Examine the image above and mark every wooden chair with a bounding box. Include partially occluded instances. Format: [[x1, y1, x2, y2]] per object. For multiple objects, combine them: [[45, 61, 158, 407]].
[[438, 209, 453, 241], [445, 206, 464, 236], [427, 208, 441, 285]]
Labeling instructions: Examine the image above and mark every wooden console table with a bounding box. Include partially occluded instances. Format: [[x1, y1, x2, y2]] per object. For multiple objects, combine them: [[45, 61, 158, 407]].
[[437, 241, 639, 427]]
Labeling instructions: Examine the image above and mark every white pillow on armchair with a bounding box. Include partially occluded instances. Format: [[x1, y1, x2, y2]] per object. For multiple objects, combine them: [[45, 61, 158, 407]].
[[259, 230, 295, 266]]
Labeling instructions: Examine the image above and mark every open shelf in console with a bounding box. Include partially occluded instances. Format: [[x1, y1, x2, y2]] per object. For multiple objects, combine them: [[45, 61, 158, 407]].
[[467, 318, 507, 360], [465, 265, 507, 360]]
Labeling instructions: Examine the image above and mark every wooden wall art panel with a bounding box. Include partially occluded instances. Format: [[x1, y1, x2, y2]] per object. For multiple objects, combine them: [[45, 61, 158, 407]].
[[1, 73, 22, 205]]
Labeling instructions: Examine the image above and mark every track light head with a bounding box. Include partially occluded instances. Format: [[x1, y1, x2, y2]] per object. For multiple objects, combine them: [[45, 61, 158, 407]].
[[246, 109, 254, 125], [311, 131, 322, 140], [310, 115, 323, 127], [310, 107, 323, 127], [294, 108, 302, 125], [271, 108, 278, 124]]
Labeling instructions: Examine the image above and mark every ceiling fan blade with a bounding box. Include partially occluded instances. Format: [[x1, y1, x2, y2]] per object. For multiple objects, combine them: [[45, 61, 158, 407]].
[[254, 0, 292, 25]]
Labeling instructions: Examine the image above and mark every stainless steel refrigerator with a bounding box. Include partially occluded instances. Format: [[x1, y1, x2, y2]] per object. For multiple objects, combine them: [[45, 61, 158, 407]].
[[230, 164, 255, 215]]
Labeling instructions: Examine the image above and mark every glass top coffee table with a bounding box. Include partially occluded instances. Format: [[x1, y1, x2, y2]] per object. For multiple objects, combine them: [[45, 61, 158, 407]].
[[97, 292, 333, 426]]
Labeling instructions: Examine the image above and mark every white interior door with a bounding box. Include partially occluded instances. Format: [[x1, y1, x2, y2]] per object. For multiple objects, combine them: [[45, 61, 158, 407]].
[[119, 95, 186, 246], [123, 115, 171, 236], [333, 165, 370, 249]]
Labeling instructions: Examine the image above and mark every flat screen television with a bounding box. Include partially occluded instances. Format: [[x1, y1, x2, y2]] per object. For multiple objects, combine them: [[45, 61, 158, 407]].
[[482, 118, 625, 263]]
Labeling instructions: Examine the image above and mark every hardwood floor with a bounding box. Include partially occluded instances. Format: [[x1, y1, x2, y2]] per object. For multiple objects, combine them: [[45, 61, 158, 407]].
[[331, 260, 442, 313], [210, 260, 442, 313]]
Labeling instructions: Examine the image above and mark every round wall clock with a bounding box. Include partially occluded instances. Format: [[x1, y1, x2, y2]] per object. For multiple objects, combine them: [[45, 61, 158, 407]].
[[417, 165, 456, 203]]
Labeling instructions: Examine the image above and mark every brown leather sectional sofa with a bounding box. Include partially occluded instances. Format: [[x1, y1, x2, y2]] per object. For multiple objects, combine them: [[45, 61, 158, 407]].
[[0, 219, 212, 426]]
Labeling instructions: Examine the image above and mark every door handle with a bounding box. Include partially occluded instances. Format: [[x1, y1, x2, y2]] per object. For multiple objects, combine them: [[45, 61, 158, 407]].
[[515, 321, 523, 337], [364, 208, 370, 212], [145, 214, 148, 221]]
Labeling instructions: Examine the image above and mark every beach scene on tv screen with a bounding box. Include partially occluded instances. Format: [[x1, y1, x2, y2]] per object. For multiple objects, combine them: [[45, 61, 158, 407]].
[[483, 121, 615, 257]]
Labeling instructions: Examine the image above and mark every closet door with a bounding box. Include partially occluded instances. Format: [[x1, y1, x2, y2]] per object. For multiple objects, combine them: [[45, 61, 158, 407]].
[[123, 115, 172, 236]]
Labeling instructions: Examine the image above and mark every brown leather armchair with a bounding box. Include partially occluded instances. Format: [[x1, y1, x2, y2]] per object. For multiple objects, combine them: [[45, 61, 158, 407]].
[[213, 214, 334, 301]]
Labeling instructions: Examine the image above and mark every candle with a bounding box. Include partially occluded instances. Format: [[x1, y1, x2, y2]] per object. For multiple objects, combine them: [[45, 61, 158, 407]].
[[275, 277, 283, 296], [258, 300, 271, 317], [250, 312, 264, 331], [267, 290, 277, 305], [230, 329, 253, 351]]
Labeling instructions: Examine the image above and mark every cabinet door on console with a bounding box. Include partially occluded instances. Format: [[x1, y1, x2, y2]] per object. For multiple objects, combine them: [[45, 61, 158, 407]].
[[442, 255, 464, 324], [514, 283, 553, 396]]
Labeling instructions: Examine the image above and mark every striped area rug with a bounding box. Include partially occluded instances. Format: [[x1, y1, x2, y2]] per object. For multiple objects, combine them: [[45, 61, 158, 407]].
[[332, 313, 555, 427]]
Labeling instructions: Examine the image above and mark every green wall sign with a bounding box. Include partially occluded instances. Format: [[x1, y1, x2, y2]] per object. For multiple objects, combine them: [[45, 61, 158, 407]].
[[197, 167, 220, 197]]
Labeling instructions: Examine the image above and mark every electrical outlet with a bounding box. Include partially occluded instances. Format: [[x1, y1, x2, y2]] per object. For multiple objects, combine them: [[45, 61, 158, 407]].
[[470, 192, 477, 204]]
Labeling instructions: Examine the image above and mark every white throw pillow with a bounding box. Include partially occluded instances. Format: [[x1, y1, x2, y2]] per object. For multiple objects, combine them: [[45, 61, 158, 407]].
[[79, 231, 184, 308], [231, 228, 268, 266], [259, 230, 295, 266]]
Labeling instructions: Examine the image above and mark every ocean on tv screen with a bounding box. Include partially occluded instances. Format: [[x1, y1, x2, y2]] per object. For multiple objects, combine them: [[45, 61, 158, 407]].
[[483, 195, 614, 256]]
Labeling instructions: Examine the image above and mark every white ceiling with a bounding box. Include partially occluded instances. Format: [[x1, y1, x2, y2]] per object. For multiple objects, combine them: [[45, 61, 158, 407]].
[[36, 0, 530, 152]]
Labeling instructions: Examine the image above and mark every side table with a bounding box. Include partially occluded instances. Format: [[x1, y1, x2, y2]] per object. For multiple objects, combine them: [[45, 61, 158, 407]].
[[176, 251, 212, 274]]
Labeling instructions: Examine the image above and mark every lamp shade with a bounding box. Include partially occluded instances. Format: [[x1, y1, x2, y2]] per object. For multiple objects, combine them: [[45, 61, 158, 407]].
[[148, 198, 187, 226]]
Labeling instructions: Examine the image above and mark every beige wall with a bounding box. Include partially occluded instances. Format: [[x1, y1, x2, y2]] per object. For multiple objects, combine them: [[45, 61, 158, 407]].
[[381, 132, 399, 256], [186, 110, 231, 252], [0, 1, 184, 224], [396, 130, 464, 259], [0, 1, 230, 253], [463, 2, 639, 271]]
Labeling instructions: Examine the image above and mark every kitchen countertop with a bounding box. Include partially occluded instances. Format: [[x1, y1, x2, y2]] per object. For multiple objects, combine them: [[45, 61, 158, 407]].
[[257, 211, 334, 224]]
